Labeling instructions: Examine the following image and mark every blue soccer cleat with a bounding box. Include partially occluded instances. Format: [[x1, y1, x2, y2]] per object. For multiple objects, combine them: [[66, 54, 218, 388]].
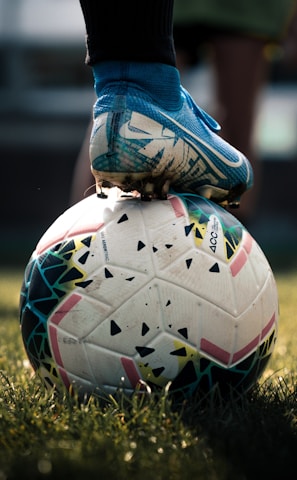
[[90, 62, 253, 206]]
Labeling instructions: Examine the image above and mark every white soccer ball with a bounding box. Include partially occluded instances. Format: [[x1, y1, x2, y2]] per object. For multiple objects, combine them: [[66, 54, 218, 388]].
[[20, 191, 278, 398]]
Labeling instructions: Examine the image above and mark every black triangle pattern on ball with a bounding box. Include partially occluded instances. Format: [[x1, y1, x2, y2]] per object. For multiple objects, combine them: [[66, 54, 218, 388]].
[[117, 213, 128, 223], [137, 240, 146, 250], [59, 267, 84, 284], [78, 251, 90, 265], [59, 239, 76, 254], [104, 268, 113, 278], [141, 322, 150, 336], [152, 366, 165, 377], [81, 236, 92, 247], [209, 263, 220, 273], [110, 320, 122, 336], [184, 223, 194, 236], [186, 258, 192, 269], [136, 346, 155, 357], [195, 227, 203, 239], [178, 327, 188, 339], [170, 347, 187, 357], [75, 280, 93, 288]]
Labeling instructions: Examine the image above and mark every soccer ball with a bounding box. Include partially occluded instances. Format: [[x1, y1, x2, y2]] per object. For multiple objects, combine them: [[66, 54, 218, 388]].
[[19, 191, 278, 398]]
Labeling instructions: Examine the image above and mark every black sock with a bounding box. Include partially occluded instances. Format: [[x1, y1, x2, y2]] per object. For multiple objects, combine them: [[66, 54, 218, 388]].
[[79, 0, 176, 66]]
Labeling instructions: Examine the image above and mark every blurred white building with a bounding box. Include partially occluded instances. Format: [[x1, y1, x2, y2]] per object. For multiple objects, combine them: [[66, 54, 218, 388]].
[[0, 0, 93, 121], [0, 0, 84, 41]]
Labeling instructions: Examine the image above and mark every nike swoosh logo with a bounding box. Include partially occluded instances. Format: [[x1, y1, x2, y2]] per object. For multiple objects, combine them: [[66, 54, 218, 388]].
[[159, 111, 244, 169]]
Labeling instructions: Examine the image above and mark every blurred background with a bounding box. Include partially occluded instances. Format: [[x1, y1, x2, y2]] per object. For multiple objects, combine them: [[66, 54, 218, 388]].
[[1, 0, 297, 269]]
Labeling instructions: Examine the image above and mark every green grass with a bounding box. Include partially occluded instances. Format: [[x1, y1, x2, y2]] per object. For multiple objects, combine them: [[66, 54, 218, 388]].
[[0, 268, 296, 480]]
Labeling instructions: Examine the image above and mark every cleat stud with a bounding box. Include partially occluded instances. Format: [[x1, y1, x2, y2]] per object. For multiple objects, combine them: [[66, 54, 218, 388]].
[[97, 192, 108, 199], [141, 193, 152, 202]]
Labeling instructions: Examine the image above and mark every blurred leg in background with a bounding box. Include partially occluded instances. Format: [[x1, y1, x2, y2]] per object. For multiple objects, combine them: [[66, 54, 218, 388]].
[[211, 34, 267, 222], [173, 0, 297, 223]]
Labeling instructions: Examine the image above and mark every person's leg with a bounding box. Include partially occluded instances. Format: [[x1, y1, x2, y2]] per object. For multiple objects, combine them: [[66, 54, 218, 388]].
[[72, 0, 178, 203], [211, 34, 267, 221], [77, 1, 253, 205], [79, 0, 176, 66]]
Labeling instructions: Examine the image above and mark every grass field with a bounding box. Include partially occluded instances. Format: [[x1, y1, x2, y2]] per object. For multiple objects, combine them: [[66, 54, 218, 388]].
[[0, 266, 296, 480]]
